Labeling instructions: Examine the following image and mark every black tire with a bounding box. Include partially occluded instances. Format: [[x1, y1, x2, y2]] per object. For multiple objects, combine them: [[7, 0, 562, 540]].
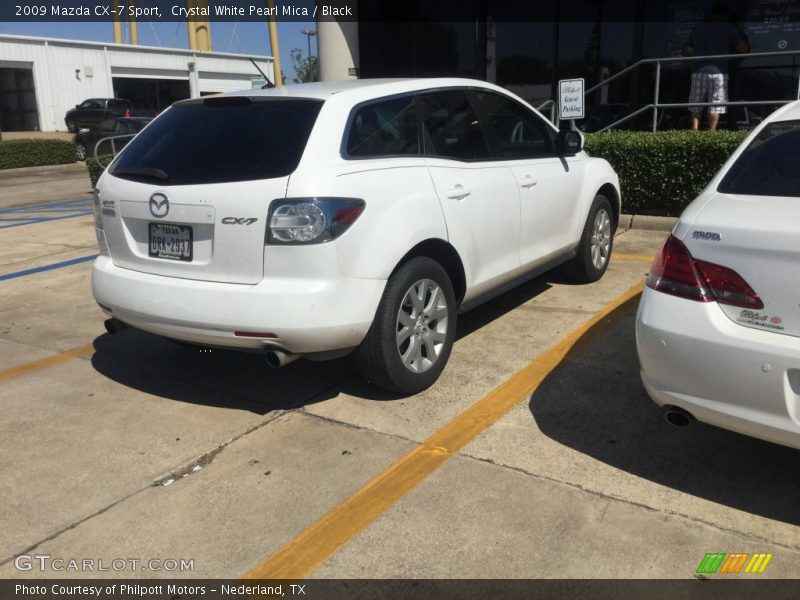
[[564, 194, 615, 283], [356, 257, 457, 394], [66, 119, 78, 134], [75, 143, 86, 161]]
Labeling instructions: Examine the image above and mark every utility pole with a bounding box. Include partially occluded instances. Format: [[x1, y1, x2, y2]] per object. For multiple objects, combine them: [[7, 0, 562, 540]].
[[112, 0, 122, 43], [128, 0, 138, 44], [186, 0, 197, 49], [266, 0, 283, 86]]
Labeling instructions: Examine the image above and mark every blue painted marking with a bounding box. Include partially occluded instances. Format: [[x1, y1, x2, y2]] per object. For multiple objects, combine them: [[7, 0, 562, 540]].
[[0, 197, 93, 229], [0, 217, 52, 222], [0, 199, 91, 214], [0, 212, 93, 230], [0, 254, 98, 282]]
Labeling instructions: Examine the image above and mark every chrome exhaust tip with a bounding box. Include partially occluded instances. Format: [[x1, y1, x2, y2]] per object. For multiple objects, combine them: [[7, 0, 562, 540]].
[[265, 348, 298, 369]]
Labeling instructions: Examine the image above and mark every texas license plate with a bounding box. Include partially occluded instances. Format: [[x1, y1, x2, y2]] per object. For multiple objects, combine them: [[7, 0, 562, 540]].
[[149, 223, 193, 261]]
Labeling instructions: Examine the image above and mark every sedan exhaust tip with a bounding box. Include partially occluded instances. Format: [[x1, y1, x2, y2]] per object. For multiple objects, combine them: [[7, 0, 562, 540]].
[[265, 348, 298, 369], [663, 405, 695, 428], [104, 318, 130, 335]]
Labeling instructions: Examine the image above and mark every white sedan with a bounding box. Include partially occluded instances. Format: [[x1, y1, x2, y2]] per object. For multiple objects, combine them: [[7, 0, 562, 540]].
[[636, 100, 800, 449]]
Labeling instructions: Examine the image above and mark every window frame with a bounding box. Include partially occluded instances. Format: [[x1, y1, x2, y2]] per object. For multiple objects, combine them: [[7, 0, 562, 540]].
[[417, 88, 495, 162], [468, 89, 558, 161], [340, 86, 558, 164], [340, 91, 423, 160]]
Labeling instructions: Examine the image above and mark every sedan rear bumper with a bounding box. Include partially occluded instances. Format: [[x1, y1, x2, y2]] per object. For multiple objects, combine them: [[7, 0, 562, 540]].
[[636, 286, 800, 450]]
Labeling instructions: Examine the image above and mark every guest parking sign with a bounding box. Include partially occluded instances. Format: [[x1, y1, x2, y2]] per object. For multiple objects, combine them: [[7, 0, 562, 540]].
[[558, 78, 585, 120]]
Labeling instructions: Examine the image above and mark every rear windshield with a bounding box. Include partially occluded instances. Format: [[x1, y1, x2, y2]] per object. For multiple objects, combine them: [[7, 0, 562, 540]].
[[109, 97, 323, 185], [718, 119, 800, 197]]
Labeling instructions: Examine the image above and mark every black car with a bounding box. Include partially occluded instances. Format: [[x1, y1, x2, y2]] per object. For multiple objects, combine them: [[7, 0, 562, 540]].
[[74, 117, 152, 161]]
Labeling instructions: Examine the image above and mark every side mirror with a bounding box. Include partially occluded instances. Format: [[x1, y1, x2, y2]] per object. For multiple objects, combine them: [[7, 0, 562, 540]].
[[558, 130, 584, 155]]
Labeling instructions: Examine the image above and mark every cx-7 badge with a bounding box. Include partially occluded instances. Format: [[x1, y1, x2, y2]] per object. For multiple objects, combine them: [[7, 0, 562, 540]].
[[221, 217, 258, 225]]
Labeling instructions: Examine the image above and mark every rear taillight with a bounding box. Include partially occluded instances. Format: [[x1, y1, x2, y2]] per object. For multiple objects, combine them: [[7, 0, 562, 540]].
[[647, 234, 763, 309], [266, 198, 365, 245]]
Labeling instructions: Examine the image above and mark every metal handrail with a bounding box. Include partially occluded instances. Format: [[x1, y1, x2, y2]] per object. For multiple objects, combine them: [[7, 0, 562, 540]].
[[584, 49, 800, 131], [596, 100, 788, 133], [93, 133, 136, 167], [536, 99, 559, 127], [585, 48, 800, 95]]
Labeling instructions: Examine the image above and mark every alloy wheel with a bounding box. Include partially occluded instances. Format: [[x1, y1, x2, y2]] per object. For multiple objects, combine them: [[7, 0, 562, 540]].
[[395, 278, 449, 373], [590, 208, 612, 270]]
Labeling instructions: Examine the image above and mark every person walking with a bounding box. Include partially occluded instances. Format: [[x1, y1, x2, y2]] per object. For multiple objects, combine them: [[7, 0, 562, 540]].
[[686, 2, 748, 130]]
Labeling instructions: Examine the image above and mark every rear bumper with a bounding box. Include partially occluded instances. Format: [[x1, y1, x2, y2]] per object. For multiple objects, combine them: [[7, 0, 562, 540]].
[[92, 255, 385, 354], [636, 286, 800, 450]]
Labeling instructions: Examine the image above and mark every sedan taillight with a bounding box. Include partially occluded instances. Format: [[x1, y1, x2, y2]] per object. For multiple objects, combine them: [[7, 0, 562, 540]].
[[647, 234, 763, 309]]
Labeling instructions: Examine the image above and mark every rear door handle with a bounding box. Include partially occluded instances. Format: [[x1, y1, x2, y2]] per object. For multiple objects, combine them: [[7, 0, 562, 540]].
[[445, 185, 471, 200], [520, 175, 538, 189]]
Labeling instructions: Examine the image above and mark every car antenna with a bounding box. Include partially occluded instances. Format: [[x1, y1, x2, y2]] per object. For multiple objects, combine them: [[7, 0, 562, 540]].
[[249, 57, 276, 88]]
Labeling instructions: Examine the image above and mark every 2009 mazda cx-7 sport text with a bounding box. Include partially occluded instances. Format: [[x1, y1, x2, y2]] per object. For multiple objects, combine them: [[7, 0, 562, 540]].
[[92, 78, 621, 394]]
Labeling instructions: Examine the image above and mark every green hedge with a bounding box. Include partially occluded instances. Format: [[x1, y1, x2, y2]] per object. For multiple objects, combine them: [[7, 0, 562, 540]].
[[584, 130, 749, 216], [86, 155, 113, 188], [0, 139, 76, 170]]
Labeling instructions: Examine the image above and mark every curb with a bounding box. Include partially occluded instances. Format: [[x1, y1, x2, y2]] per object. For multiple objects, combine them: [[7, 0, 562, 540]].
[[0, 162, 84, 178], [620, 213, 677, 232], [0, 161, 86, 180]]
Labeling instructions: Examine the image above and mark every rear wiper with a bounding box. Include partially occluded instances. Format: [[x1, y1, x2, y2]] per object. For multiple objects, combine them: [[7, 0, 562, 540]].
[[113, 167, 170, 182]]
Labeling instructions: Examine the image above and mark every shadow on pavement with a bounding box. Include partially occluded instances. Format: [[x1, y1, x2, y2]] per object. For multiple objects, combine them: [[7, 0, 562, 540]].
[[90, 276, 554, 409], [91, 329, 356, 414], [530, 297, 800, 526]]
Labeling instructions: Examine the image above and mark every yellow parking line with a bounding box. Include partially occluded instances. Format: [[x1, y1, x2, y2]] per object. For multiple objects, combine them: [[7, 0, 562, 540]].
[[614, 253, 654, 263], [0, 343, 95, 383], [243, 280, 645, 580]]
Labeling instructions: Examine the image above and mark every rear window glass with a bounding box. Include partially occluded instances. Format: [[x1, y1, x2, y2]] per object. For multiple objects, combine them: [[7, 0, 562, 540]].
[[718, 120, 800, 197], [109, 97, 323, 185], [346, 96, 419, 157]]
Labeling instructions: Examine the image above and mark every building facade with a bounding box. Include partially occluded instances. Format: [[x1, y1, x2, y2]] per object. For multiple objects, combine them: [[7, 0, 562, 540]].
[[320, 0, 800, 129], [0, 35, 274, 132]]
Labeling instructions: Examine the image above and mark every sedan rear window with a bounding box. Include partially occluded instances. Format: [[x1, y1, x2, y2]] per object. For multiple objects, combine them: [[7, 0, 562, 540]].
[[109, 97, 323, 185], [718, 120, 800, 197]]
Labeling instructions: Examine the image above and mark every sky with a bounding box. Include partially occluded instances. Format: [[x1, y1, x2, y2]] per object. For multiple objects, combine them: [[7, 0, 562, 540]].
[[0, 20, 317, 82]]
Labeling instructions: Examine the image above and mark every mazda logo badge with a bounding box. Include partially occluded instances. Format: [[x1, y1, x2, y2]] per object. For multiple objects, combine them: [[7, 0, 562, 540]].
[[149, 193, 169, 218]]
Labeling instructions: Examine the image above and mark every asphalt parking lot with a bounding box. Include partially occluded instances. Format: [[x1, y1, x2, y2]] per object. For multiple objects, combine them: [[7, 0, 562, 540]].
[[1, 166, 799, 580]]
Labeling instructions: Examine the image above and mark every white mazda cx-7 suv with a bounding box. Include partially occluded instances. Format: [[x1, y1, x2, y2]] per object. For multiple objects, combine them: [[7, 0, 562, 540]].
[[92, 78, 621, 394]]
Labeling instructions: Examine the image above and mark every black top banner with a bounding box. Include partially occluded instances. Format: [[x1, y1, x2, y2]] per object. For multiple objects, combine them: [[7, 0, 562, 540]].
[[6, 0, 800, 23]]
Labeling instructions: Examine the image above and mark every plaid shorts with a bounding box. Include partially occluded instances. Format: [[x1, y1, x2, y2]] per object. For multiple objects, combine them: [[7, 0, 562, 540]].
[[688, 72, 728, 114]]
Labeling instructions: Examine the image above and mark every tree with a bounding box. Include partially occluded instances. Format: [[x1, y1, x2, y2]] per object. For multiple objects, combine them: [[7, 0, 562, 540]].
[[290, 48, 319, 84]]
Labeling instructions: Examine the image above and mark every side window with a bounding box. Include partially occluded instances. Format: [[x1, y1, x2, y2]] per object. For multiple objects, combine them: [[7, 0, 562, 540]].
[[97, 119, 116, 131], [419, 91, 490, 161], [80, 99, 98, 109], [346, 96, 419, 157], [474, 91, 555, 159]]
